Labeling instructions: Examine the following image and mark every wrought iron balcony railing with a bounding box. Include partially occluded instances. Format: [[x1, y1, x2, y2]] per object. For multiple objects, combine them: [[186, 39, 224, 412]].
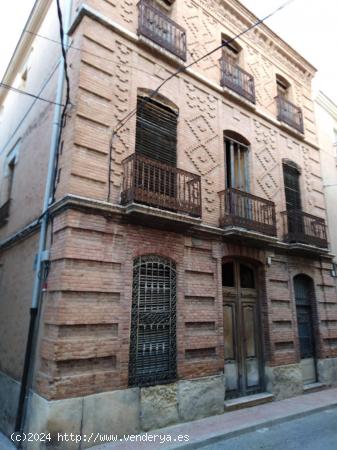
[[138, 0, 187, 61], [220, 57, 256, 103], [276, 95, 304, 133], [281, 209, 328, 248], [219, 188, 277, 236], [121, 154, 202, 217], [0, 200, 10, 227]]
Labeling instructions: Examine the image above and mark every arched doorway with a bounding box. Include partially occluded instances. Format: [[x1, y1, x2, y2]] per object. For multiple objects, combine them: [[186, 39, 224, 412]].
[[294, 274, 317, 384], [222, 260, 264, 398]]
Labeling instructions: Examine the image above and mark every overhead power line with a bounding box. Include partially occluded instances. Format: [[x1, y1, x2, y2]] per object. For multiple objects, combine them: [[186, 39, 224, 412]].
[[52, 0, 73, 201], [0, 82, 66, 107], [113, 0, 296, 134], [23, 29, 172, 79], [56, 0, 71, 111]]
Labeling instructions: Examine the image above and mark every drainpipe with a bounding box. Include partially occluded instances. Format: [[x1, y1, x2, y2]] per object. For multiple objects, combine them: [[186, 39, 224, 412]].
[[15, 0, 73, 434]]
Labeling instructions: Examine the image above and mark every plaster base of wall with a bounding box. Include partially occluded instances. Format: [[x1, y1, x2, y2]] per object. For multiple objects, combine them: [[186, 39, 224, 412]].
[[265, 364, 303, 400], [317, 358, 337, 386], [0, 371, 20, 438], [20, 374, 225, 449]]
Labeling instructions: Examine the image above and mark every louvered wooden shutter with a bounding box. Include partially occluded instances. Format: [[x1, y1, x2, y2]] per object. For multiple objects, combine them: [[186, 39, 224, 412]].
[[136, 97, 177, 166], [129, 255, 177, 387]]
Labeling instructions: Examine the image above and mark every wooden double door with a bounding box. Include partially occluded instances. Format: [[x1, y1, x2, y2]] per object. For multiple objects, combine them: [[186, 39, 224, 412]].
[[223, 261, 264, 399]]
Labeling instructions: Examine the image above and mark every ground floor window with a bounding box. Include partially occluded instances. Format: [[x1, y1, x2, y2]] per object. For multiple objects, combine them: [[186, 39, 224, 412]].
[[129, 255, 177, 387]]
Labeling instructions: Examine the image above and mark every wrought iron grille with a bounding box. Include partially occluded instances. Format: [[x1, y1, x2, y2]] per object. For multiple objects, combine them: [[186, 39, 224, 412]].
[[129, 255, 177, 387], [138, 0, 187, 60], [218, 188, 277, 236], [281, 209, 328, 248], [276, 95, 304, 133], [121, 153, 202, 217], [220, 57, 256, 103]]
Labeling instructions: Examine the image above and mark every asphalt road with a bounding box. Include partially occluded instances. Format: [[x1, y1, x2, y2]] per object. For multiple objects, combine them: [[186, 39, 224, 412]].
[[199, 407, 337, 450]]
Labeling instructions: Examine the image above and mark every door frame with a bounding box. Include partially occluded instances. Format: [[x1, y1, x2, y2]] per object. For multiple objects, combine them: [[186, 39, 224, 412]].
[[293, 274, 318, 384], [222, 257, 266, 398]]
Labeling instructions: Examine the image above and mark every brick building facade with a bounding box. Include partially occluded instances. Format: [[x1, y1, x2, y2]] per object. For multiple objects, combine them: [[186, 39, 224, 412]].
[[1, 0, 337, 446]]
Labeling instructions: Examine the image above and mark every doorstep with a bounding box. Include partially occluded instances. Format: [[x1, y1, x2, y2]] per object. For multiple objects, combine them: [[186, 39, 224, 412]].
[[303, 382, 326, 394], [225, 392, 274, 412]]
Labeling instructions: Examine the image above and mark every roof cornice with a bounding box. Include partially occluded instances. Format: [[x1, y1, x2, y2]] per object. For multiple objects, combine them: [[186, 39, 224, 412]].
[[316, 91, 337, 121], [0, 0, 53, 105], [211, 0, 317, 77]]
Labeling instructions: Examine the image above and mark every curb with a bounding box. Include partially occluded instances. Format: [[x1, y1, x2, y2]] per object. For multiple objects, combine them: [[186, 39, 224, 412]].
[[166, 402, 337, 450]]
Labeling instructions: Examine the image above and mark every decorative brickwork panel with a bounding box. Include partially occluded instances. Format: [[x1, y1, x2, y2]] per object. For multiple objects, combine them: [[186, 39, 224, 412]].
[[182, 81, 220, 220], [253, 120, 280, 203]]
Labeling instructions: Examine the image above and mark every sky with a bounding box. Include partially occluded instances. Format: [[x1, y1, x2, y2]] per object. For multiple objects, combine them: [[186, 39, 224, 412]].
[[0, 0, 336, 103]]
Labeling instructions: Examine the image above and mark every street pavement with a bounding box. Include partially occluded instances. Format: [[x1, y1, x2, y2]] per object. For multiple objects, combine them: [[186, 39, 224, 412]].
[[92, 388, 337, 450], [199, 406, 337, 450], [0, 432, 16, 450], [1, 388, 337, 449]]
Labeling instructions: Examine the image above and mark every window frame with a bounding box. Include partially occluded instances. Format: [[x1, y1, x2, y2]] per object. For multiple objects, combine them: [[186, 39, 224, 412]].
[[224, 133, 250, 192], [128, 255, 177, 387]]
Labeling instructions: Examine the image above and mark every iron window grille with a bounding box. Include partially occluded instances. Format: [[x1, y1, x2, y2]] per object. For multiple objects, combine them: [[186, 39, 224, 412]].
[[129, 255, 177, 387]]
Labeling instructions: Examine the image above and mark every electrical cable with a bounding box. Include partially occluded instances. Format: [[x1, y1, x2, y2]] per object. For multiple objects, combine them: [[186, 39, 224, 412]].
[[113, 0, 296, 135], [0, 61, 61, 156], [0, 82, 66, 107], [52, 0, 72, 201], [23, 29, 172, 80]]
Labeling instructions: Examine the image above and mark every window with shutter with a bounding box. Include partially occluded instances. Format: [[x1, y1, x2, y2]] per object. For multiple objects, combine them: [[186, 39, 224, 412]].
[[136, 96, 177, 166], [276, 74, 290, 99], [129, 255, 177, 387]]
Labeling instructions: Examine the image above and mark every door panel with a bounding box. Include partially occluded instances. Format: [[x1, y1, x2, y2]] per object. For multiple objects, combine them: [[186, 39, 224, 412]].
[[223, 261, 263, 399], [294, 275, 317, 385]]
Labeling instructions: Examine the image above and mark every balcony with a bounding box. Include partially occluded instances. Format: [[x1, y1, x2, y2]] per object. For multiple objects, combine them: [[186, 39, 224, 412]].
[[219, 188, 276, 237], [137, 0, 187, 61], [281, 210, 328, 249], [0, 200, 10, 227], [121, 154, 202, 218], [220, 57, 256, 103], [276, 96, 304, 133]]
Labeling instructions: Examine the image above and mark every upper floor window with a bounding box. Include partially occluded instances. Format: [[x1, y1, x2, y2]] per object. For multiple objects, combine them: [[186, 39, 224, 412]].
[[333, 129, 337, 150], [120, 91, 201, 217], [222, 34, 241, 65], [276, 75, 303, 133], [19, 48, 34, 88], [283, 161, 302, 211], [276, 74, 291, 100], [155, 0, 176, 7], [137, 0, 186, 60], [0, 141, 19, 226], [3, 141, 20, 203], [136, 93, 178, 166], [224, 131, 250, 192], [220, 36, 255, 103]]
